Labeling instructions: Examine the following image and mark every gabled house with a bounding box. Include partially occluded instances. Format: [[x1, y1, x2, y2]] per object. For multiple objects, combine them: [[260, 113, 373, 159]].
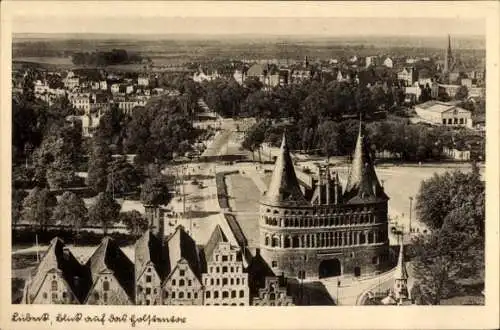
[[84, 237, 135, 305], [24, 237, 91, 304], [202, 225, 249, 306], [135, 230, 169, 305], [162, 226, 204, 305]]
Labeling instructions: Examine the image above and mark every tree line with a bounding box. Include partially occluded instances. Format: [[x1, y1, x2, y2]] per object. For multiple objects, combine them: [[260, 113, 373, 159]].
[[202, 77, 405, 122], [71, 49, 144, 66], [242, 117, 484, 162]]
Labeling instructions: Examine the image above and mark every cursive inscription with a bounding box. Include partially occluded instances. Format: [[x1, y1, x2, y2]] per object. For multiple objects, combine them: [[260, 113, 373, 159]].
[[11, 312, 187, 327]]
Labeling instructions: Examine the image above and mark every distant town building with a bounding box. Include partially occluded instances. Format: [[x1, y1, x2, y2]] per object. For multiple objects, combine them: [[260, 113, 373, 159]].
[[443, 147, 471, 161], [162, 226, 204, 305], [193, 68, 221, 83], [414, 100, 472, 128], [111, 84, 120, 94], [63, 71, 80, 89], [365, 56, 378, 68], [383, 57, 393, 68], [202, 225, 249, 306], [138, 76, 149, 87], [23, 238, 90, 304], [84, 237, 135, 305], [438, 84, 461, 98], [397, 68, 417, 87]]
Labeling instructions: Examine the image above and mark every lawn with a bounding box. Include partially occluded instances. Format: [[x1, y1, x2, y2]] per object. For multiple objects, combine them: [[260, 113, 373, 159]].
[[225, 174, 261, 248]]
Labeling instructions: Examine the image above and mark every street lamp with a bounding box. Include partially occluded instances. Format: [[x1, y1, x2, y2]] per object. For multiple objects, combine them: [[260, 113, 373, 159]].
[[409, 196, 413, 234]]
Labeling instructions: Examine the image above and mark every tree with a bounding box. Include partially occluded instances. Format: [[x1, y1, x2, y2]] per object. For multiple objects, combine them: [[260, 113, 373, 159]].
[[415, 167, 484, 230], [317, 121, 339, 158], [410, 224, 482, 305], [140, 175, 171, 207], [120, 210, 148, 236], [12, 189, 28, 226], [455, 85, 469, 101], [21, 187, 57, 230], [87, 141, 111, 193], [106, 156, 140, 196], [88, 192, 120, 235], [51, 191, 88, 235], [46, 155, 77, 189]]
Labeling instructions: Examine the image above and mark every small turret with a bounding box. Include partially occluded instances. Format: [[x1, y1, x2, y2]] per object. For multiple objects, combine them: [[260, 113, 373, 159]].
[[393, 239, 409, 303]]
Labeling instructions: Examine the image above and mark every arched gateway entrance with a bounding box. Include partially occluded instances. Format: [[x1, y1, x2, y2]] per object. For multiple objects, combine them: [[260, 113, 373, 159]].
[[318, 259, 342, 278]]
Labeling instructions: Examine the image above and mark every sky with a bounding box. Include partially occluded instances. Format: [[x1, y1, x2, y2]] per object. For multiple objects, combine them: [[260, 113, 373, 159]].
[[12, 16, 485, 37]]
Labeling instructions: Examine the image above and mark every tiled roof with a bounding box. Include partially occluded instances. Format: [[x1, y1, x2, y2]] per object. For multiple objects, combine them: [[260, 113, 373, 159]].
[[86, 237, 135, 301], [344, 122, 389, 203], [135, 230, 170, 281], [28, 237, 91, 303], [261, 134, 310, 207], [203, 224, 229, 262], [166, 226, 202, 280]]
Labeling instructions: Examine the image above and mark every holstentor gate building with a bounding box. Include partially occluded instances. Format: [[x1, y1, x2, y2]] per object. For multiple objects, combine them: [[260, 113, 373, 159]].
[[259, 124, 391, 279]]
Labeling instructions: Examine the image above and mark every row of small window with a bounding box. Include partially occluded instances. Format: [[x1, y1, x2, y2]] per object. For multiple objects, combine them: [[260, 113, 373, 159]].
[[204, 277, 245, 286], [214, 254, 234, 262], [206, 303, 245, 306], [264, 208, 374, 216], [263, 214, 376, 227], [205, 290, 245, 299], [442, 117, 467, 125], [208, 266, 241, 274], [42, 292, 68, 300], [164, 291, 199, 299]]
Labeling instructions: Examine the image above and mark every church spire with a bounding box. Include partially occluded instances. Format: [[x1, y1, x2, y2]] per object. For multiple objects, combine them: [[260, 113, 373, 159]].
[[444, 34, 453, 74], [343, 118, 388, 203], [262, 133, 309, 207]]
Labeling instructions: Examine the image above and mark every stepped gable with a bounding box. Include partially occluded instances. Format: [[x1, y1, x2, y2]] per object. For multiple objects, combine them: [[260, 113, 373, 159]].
[[166, 226, 202, 280], [203, 224, 229, 262], [343, 121, 389, 204], [28, 237, 91, 303], [262, 133, 309, 207], [135, 230, 170, 281], [86, 237, 135, 301]]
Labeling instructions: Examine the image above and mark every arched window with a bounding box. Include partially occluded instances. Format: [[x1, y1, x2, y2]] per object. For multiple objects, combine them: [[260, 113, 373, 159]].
[[239, 290, 245, 298], [103, 280, 110, 291], [265, 236, 270, 246], [360, 232, 366, 244], [292, 236, 300, 248], [179, 292, 184, 299], [179, 279, 185, 286], [272, 236, 280, 247], [51, 280, 58, 291], [284, 236, 291, 248]]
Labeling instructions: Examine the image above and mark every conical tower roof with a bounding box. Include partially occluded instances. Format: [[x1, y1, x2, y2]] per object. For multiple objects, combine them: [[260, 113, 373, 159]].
[[261, 133, 309, 207], [343, 121, 388, 204], [394, 239, 408, 280]]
